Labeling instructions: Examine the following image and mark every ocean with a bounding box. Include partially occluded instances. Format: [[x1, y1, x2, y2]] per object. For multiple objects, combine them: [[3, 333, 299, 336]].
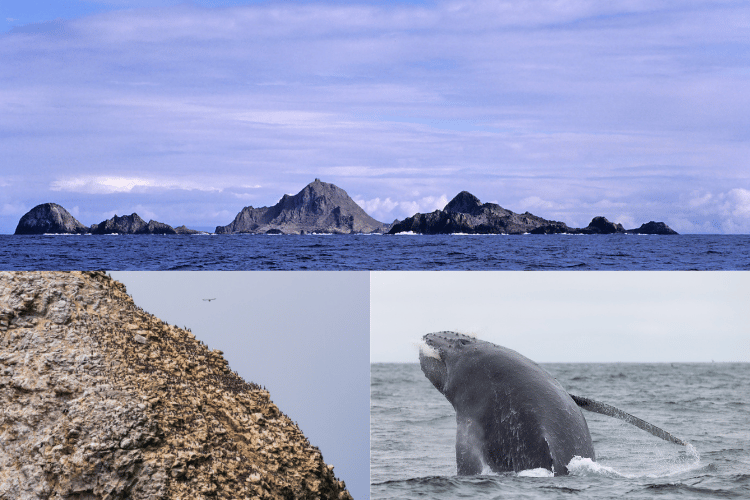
[[1, 234, 749, 270], [371, 362, 750, 500]]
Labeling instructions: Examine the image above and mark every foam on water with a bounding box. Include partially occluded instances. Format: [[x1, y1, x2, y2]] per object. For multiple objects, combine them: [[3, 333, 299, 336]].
[[567, 443, 702, 480], [517, 468, 554, 478], [567, 456, 625, 478]]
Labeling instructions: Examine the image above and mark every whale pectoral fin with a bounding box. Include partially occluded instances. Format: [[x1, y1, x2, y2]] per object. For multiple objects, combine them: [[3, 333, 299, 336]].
[[456, 414, 484, 475], [570, 394, 687, 446]]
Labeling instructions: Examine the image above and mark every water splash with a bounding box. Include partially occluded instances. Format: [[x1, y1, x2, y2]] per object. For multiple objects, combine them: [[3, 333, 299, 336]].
[[568, 456, 626, 477], [517, 468, 554, 478]]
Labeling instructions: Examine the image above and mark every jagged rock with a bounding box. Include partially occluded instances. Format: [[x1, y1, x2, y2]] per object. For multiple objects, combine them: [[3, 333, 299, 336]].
[[389, 191, 570, 234], [0, 271, 352, 500], [575, 216, 626, 234], [14, 203, 88, 235], [215, 179, 387, 234], [626, 221, 679, 235], [89, 214, 177, 234], [13, 205, 204, 235], [444, 191, 484, 216], [389, 192, 678, 235]]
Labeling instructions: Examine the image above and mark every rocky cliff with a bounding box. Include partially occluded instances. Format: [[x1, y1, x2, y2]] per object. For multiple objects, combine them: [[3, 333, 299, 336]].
[[215, 179, 387, 234], [14, 203, 89, 235], [0, 271, 351, 500]]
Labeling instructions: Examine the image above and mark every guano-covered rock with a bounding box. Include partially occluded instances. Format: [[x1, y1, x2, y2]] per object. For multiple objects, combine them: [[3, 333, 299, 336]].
[[0, 271, 352, 500]]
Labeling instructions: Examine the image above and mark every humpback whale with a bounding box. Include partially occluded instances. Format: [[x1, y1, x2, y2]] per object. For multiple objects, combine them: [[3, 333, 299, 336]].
[[419, 331, 685, 476]]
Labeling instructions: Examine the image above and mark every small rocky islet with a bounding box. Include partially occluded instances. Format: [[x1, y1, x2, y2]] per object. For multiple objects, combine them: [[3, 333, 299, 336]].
[[13, 179, 677, 235], [0, 271, 352, 500]]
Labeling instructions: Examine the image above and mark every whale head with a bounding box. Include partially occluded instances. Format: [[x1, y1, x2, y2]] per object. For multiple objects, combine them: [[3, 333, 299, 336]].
[[419, 331, 483, 394]]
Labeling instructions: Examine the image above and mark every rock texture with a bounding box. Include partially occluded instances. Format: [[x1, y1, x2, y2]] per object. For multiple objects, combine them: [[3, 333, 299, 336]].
[[14, 203, 88, 235], [215, 179, 387, 234], [390, 191, 678, 235], [89, 214, 178, 235], [389, 191, 570, 235], [0, 271, 351, 500]]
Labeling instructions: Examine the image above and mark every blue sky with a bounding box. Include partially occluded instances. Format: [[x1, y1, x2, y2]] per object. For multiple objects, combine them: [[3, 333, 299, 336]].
[[2, 0, 749, 233]]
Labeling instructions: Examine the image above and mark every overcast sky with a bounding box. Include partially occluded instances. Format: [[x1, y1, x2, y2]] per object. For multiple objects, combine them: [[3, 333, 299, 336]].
[[2, 0, 749, 233], [371, 271, 750, 363], [108, 271, 370, 500]]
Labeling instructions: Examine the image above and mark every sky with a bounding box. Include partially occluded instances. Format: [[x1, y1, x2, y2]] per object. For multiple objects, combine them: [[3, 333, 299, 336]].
[[1, 0, 749, 234], [108, 271, 370, 500], [371, 271, 750, 363]]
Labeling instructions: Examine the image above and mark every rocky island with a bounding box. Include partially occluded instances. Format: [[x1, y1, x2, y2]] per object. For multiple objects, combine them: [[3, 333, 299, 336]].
[[215, 179, 387, 234], [13, 181, 677, 236], [389, 191, 678, 235], [14, 204, 204, 235], [0, 271, 352, 500], [13, 203, 90, 235]]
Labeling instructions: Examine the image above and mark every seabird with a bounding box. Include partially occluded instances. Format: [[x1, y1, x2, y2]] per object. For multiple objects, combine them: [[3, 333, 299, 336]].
[[202, 298, 216, 302]]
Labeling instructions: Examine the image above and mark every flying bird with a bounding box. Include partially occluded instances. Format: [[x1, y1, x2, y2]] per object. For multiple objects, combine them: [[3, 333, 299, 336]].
[[202, 298, 216, 302]]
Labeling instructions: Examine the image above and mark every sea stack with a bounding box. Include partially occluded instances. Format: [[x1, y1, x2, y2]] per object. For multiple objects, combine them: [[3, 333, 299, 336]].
[[14, 203, 88, 235], [0, 271, 352, 500], [215, 179, 387, 234]]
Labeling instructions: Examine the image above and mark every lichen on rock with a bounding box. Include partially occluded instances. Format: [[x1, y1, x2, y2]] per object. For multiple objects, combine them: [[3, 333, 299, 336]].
[[0, 271, 352, 500]]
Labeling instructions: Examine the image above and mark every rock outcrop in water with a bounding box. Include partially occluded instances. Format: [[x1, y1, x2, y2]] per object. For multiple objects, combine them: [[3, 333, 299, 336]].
[[12, 184, 677, 236], [89, 214, 178, 235], [389, 192, 678, 235], [13, 207, 205, 235], [0, 271, 352, 500], [625, 221, 679, 235], [14, 203, 88, 235], [575, 216, 626, 235], [388, 191, 571, 234], [215, 179, 387, 234]]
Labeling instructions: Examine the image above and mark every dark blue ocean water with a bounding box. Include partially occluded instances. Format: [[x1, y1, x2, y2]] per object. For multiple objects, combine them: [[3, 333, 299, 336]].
[[371, 362, 750, 500], [1, 234, 748, 270]]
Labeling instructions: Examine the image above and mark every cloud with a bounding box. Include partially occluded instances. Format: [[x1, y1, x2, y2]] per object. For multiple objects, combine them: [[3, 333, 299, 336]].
[[1, 203, 28, 216], [2, 1, 749, 233], [356, 194, 450, 222], [680, 188, 750, 233], [50, 176, 224, 194]]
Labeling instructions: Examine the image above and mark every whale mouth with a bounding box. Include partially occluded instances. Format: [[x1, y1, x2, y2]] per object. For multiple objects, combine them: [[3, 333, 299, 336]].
[[418, 342, 441, 360], [419, 338, 449, 394]]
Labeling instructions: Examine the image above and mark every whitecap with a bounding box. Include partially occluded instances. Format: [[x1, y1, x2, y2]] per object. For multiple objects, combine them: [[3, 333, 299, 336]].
[[567, 456, 625, 478], [517, 468, 554, 477]]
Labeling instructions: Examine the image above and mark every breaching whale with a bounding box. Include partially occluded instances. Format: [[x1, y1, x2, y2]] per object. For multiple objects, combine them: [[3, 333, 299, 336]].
[[419, 331, 686, 476]]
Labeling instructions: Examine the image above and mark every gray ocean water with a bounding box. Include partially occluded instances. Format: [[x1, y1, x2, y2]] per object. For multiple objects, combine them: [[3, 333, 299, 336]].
[[371, 362, 750, 499]]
